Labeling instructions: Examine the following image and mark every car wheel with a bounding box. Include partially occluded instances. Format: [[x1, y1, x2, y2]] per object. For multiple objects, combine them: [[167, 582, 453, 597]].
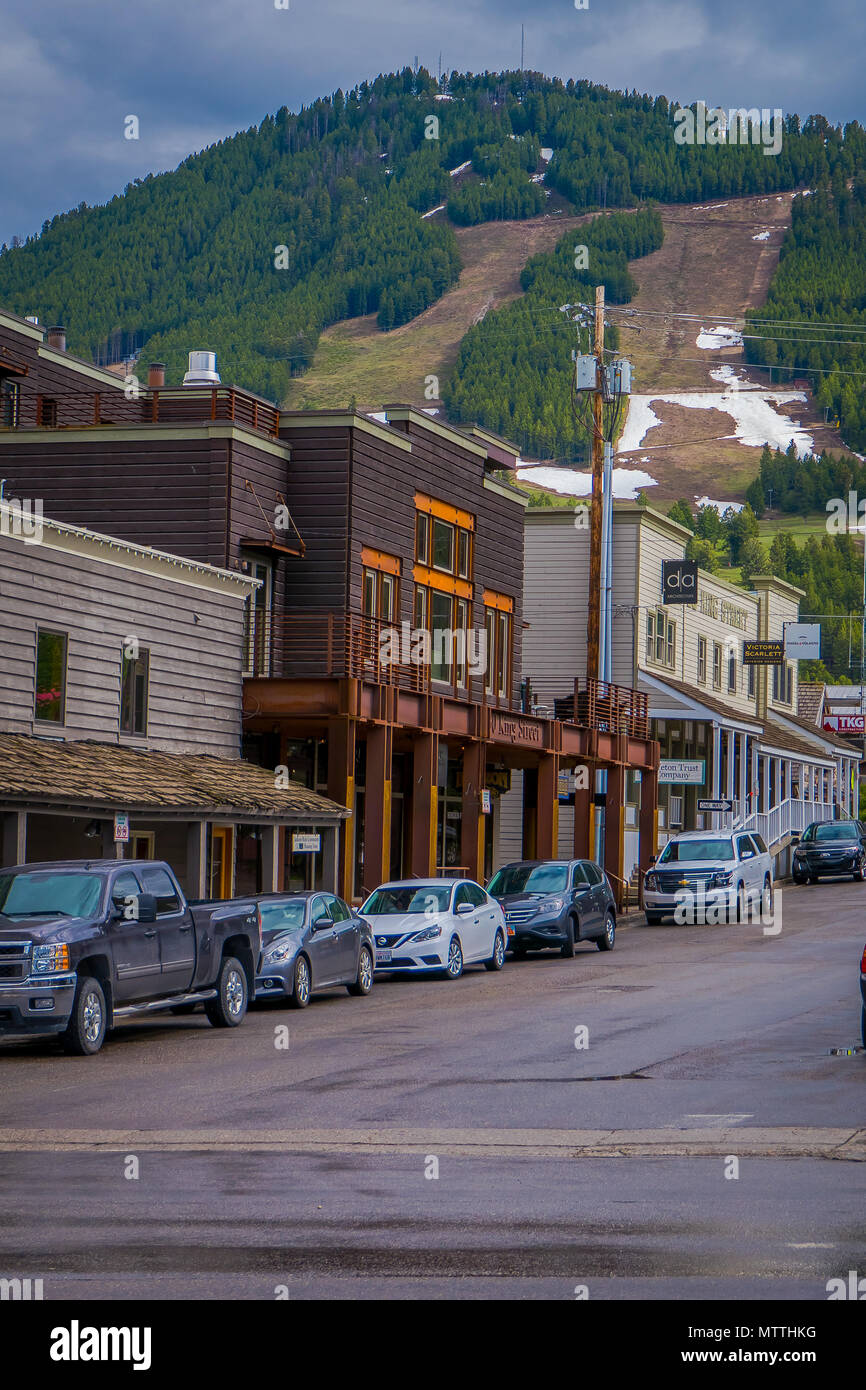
[[760, 876, 773, 918], [443, 936, 464, 979], [287, 954, 311, 1009], [596, 912, 616, 952], [204, 955, 248, 1028], [484, 930, 506, 972], [560, 916, 576, 959], [62, 975, 107, 1055], [792, 872, 807, 886], [644, 912, 663, 925], [728, 883, 746, 923], [347, 945, 374, 996]]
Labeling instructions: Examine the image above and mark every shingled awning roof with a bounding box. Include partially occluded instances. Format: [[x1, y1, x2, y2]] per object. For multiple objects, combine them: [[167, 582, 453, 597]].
[[0, 735, 347, 822], [797, 683, 825, 726]]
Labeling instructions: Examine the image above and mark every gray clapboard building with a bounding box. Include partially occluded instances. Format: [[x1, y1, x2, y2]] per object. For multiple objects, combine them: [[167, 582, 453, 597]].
[[0, 501, 347, 895]]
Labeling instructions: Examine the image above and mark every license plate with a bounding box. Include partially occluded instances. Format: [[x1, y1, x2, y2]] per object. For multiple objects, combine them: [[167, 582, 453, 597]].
[[375, 949, 392, 964]]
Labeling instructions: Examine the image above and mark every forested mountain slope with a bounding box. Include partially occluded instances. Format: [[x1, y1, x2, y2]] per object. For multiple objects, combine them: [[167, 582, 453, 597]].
[[0, 68, 859, 405]]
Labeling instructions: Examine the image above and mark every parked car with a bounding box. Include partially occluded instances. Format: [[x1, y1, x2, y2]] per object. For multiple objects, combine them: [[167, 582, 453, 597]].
[[643, 830, 773, 924], [791, 820, 866, 884], [0, 859, 261, 1054], [359, 878, 506, 979], [252, 891, 374, 1007], [486, 859, 616, 956]]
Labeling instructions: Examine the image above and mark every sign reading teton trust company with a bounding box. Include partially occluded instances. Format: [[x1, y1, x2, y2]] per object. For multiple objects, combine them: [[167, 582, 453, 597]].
[[658, 759, 706, 785], [661, 559, 698, 605]]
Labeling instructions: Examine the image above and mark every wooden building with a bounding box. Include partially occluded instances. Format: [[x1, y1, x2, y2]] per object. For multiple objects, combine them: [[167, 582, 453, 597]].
[[0, 307, 659, 903]]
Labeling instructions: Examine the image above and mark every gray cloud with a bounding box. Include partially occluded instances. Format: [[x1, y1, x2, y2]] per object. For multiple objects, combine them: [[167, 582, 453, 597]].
[[1, 0, 864, 245]]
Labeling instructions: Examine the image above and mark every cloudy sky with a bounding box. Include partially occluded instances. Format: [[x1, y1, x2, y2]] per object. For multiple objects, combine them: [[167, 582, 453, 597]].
[[2, 0, 864, 245]]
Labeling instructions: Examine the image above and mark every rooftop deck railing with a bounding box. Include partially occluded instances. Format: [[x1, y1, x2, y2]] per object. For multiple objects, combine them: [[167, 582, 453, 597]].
[[2, 387, 281, 438]]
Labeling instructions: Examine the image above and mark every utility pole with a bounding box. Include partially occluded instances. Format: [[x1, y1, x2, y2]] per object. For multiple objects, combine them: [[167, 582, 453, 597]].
[[587, 284, 605, 681]]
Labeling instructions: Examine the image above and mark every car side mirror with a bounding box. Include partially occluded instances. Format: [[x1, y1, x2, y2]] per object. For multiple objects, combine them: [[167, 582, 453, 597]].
[[456, 902, 475, 916], [137, 893, 158, 923], [312, 913, 332, 931], [791, 834, 800, 844]]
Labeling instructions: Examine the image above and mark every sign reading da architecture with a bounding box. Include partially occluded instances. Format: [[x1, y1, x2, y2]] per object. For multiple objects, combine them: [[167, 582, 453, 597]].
[[661, 559, 698, 605], [659, 759, 705, 785]]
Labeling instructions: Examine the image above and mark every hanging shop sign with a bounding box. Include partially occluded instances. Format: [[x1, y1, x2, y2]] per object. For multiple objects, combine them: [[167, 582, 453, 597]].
[[661, 559, 698, 605], [742, 640, 785, 665], [659, 759, 705, 785]]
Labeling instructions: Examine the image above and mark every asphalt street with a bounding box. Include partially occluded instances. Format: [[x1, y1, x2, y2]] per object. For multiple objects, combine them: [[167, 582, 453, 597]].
[[1, 879, 864, 1299]]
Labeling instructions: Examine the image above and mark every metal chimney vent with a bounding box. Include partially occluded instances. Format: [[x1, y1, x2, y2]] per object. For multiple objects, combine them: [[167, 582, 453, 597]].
[[182, 350, 220, 386]]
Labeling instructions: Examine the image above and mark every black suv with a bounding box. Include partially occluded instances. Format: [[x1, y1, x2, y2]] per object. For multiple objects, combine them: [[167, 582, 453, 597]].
[[791, 821, 866, 884], [487, 859, 616, 957]]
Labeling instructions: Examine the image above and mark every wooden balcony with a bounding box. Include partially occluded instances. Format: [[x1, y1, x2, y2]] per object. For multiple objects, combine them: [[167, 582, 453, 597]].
[[553, 679, 650, 740], [2, 387, 281, 438]]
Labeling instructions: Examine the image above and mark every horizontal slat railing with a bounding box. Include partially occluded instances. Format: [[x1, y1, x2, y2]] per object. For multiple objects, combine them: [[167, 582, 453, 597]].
[[5, 388, 280, 437]]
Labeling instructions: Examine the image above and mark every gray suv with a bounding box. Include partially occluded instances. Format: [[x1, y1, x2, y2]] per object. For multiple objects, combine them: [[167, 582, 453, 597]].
[[487, 859, 616, 957]]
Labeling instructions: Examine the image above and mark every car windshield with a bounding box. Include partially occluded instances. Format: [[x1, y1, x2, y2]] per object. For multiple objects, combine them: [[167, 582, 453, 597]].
[[488, 864, 569, 895], [0, 870, 104, 918], [361, 885, 452, 915], [259, 899, 307, 932], [803, 822, 859, 843], [658, 839, 735, 863]]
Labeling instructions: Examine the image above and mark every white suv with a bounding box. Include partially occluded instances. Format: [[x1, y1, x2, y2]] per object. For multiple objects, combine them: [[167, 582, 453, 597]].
[[643, 829, 773, 925]]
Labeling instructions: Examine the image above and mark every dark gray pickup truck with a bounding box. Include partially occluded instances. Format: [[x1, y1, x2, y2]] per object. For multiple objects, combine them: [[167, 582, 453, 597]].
[[0, 859, 261, 1054]]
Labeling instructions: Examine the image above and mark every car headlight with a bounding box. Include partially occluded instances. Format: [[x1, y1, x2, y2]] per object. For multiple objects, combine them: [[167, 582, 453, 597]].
[[709, 871, 733, 888], [32, 944, 69, 974], [266, 938, 297, 963], [644, 873, 657, 890], [410, 925, 442, 943], [539, 898, 565, 914]]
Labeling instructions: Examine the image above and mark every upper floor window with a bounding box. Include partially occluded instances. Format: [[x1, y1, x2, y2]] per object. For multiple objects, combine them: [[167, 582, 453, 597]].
[[748, 663, 755, 698], [38, 397, 57, 427], [712, 642, 722, 690], [646, 609, 676, 669], [484, 593, 513, 699], [772, 662, 793, 705], [727, 652, 737, 693], [414, 495, 474, 582], [697, 635, 707, 684], [361, 549, 400, 622], [242, 556, 273, 677], [121, 646, 150, 736], [1, 379, 20, 427], [35, 629, 67, 723]]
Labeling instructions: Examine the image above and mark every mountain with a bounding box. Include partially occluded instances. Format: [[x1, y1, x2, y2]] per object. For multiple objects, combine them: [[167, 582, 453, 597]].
[[0, 68, 858, 411]]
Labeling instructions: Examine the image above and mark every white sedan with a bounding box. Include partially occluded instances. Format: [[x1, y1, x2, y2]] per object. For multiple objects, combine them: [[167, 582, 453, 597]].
[[359, 878, 507, 979]]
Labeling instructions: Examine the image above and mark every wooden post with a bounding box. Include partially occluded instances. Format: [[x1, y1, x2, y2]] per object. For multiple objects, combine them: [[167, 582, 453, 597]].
[[536, 752, 560, 859], [326, 717, 356, 901], [1, 810, 27, 867], [573, 777, 592, 858], [363, 724, 392, 895], [604, 763, 626, 906], [638, 767, 658, 888], [411, 732, 438, 877], [586, 285, 605, 683], [460, 741, 486, 882]]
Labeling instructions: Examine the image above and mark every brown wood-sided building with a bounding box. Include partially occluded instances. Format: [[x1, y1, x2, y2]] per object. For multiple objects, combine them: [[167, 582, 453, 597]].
[[0, 307, 659, 903]]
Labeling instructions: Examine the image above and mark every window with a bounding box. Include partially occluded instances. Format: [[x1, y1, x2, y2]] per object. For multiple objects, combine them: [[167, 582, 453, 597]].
[[748, 663, 755, 697], [415, 512, 429, 565], [431, 591, 453, 682], [583, 862, 604, 885], [362, 566, 398, 621], [712, 642, 722, 690], [243, 557, 273, 676], [697, 635, 707, 684], [455, 597, 469, 688], [310, 895, 332, 926], [120, 646, 149, 736], [35, 629, 67, 723], [327, 895, 351, 921], [572, 863, 589, 886], [646, 610, 676, 670], [457, 529, 471, 580], [431, 518, 455, 573], [112, 870, 143, 909], [1, 379, 20, 427], [772, 662, 793, 705], [139, 865, 181, 915], [484, 602, 512, 699], [736, 835, 756, 860], [414, 584, 427, 630], [464, 882, 487, 907], [38, 397, 57, 427], [727, 652, 737, 693]]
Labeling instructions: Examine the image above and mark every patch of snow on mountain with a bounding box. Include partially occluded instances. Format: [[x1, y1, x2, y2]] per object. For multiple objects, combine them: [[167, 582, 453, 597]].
[[517, 464, 657, 499], [421, 204, 446, 219], [696, 324, 744, 349], [450, 160, 471, 177], [540, 148, 553, 162], [696, 496, 743, 513], [617, 390, 814, 457], [752, 230, 771, 241]]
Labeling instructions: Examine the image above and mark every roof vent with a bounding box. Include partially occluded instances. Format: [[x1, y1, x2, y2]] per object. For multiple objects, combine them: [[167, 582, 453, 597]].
[[46, 325, 67, 351], [182, 350, 220, 386], [24, 315, 39, 325]]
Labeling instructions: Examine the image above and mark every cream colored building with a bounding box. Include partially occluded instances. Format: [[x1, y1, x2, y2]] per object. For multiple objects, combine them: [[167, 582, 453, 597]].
[[498, 502, 859, 877]]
